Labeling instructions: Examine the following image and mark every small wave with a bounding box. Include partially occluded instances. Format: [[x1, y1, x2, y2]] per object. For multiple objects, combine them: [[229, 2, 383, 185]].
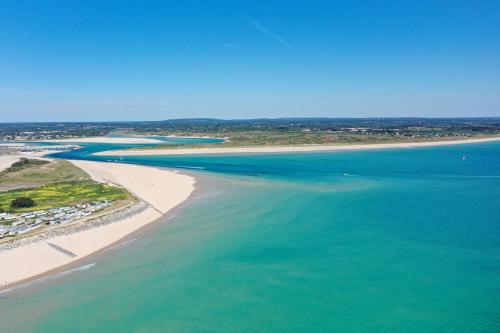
[[53, 263, 96, 277], [104, 238, 137, 251], [0, 263, 96, 295], [165, 213, 178, 220]]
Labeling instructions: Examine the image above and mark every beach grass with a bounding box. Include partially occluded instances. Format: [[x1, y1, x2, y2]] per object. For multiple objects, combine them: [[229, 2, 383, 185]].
[[1, 158, 50, 173], [0, 160, 90, 190]]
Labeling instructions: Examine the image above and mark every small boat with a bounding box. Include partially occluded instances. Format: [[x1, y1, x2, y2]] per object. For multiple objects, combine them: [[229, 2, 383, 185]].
[[461, 155, 467, 161]]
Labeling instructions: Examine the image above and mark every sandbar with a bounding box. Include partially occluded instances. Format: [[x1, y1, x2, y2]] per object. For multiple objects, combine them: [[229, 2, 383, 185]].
[[42, 137, 164, 144], [95, 137, 500, 156]]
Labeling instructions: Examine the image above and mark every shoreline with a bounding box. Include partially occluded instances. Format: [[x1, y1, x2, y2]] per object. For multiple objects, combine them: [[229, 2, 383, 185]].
[[0, 161, 195, 290], [40, 137, 164, 144], [93, 137, 500, 156], [38, 134, 226, 144]]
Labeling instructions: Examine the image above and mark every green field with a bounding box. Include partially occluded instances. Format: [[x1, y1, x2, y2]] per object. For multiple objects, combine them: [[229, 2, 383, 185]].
[[0, 181, 129, 213], [0, 159, 130, 213]]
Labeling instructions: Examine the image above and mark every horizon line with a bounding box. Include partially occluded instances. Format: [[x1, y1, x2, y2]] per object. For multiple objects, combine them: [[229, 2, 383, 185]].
[[1, 116, 500, 124]]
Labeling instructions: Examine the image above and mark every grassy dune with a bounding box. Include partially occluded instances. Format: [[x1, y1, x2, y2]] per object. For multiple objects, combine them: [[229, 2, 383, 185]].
[[0, 159, 130, 213], [1, 158, 50, 173], [0, 159, 90, 190]]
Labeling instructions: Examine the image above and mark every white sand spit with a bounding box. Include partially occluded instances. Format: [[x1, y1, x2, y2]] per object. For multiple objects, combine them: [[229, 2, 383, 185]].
[[0, 161, 195, 289], [43, 137, 163, 144], [95, 137, 500, 156]]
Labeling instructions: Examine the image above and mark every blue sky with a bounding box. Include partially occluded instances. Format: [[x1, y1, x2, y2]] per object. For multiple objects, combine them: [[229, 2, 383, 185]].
[[1, 0, 499, 121]]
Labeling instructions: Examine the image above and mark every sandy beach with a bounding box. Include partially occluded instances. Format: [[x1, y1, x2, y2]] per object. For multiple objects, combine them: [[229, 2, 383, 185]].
[[42, 137, 164, 144], [0, 161, 195, 289], [95, 137, 500, 156], [0, 155, 27, 172]]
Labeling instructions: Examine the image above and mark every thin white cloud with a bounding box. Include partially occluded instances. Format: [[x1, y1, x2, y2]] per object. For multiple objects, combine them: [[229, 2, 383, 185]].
[[223, 43, 237, 48], [244, 16, 292, 49]]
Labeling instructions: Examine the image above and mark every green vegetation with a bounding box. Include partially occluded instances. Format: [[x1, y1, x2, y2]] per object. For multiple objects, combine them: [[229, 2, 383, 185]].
[[2, 158, 49, 174], [115, 118, 500, 150], [0, 181, 129, 213], [0, 159, 130, 213], [10, 197, 36, 208], [0, 159, 90, 190], [132, 131, 497, 151]]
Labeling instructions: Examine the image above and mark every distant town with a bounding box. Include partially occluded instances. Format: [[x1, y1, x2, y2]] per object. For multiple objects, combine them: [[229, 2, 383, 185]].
[[1, 118, 499, 146]]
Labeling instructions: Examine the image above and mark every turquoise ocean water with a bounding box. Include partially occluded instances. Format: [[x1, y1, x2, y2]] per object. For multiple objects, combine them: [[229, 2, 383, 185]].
[[0, 141, 499, 332]]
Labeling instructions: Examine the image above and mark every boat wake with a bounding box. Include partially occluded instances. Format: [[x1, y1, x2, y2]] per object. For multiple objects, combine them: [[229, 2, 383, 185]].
[[176, 165, 206, 170]]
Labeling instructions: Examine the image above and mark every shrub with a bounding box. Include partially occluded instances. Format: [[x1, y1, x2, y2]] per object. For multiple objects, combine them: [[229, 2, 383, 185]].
[[11, 197, 36, 208], [2, 158, 49, 174]]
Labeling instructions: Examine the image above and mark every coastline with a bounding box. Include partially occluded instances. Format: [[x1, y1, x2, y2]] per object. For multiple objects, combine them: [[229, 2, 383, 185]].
[[41, 137, 164, 144], [0, 161, 195, 290], [93, 137, 500, 156]]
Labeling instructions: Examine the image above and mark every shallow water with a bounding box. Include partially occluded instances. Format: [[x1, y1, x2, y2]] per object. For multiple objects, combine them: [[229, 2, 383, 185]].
[[1, 142, 499, 332]]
